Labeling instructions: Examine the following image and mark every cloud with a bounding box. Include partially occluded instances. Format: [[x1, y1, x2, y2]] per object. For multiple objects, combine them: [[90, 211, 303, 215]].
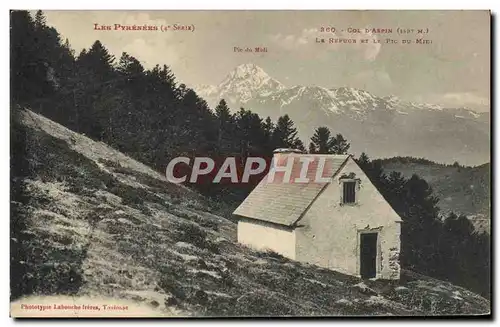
[[350, 29, 381, 61], [353, 70, 393, 90], [441, 92, 490, 107], [122, 38, 179, 69], [116, 13, 182, 68], [269, 28, 331, 51], [269, 30, 310, 50]]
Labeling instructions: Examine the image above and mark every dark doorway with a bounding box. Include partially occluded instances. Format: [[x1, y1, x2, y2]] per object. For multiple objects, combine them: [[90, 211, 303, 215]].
[[360, 233, 378, 279]]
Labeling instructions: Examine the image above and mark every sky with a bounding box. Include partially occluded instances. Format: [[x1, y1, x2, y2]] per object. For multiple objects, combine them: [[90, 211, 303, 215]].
[[42, 10, 490, 112]]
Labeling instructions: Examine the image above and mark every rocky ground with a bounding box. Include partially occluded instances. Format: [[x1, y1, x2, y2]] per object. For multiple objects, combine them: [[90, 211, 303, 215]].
[[10, 110, 490, 317]]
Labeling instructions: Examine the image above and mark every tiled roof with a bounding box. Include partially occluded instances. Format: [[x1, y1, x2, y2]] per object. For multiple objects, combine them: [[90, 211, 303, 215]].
[[233, 154, 350, 226]]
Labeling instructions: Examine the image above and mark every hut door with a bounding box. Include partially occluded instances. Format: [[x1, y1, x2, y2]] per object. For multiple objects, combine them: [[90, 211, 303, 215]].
[[360, 233, 378, 279]]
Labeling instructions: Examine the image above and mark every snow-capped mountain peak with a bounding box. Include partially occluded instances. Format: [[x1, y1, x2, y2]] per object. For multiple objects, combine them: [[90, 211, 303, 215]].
[[330, 87, 379, 112], [228, 63, 268, 79], [192, 84, 218, 97], [252, 85, 383, 118], [193, 63, 285, 106], [408, 101, 443, 111]]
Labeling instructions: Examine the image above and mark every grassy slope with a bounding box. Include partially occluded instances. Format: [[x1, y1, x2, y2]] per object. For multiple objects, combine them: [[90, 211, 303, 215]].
[[12, 110, 490, 317], [377, 158, 490, 232]]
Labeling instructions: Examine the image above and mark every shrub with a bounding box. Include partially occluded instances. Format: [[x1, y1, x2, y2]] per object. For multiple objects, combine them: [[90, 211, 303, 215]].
[[97, 158, 122, 168], [173, 223, 220, 254], [114, 166, 137, 175], [254, 249, 287, 261], [188, 289, 209, 305], [175, 224, 207, 248], [21, 246, 87, 296], [65, 184, 96, 197], [159, 275, 186, 302], [109, 184, 144, 207], [139, 205, 152, 216], [171, 197, 182, 205]]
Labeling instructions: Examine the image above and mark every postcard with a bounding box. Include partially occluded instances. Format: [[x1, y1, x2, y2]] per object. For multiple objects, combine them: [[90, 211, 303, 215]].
[[10, 10, 491, 318]]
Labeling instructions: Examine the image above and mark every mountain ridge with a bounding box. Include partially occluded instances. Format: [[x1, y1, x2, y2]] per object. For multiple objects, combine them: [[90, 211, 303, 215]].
[[376, 157, 490, 233], [193, 63, 489, 166], [194, 63, 486, 116], [195, 63, 286, 105]]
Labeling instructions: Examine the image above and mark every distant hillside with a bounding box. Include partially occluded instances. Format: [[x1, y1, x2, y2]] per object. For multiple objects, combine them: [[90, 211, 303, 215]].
[[377, 157, 490, 232], [10, 110, 490, 317]]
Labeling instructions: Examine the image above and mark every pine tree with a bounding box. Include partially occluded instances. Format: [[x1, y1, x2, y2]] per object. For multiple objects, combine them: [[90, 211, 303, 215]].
[[236, 108, 267, 157], [214, 99, 236, 154], [310, 126, 333, 154], [331, 133, 350, 154], [177, 83, 189, 99], [89, 40, 115, 67], [78, 40, 115, 82], [357, 152, 370, 167], [355, 152, 387, 189], [116, 52, 145, 99], [117, 52, 144, 76], [72, 41, 118, 138], [262, 116, 274, 139], [172, 88, 215, 157], [308, 142, 316, 154], [263, 116, 273, 131], [160, 64, 176, 86], [397, 174, 441, 272], [34, 10, 46, 29], [272, 114, 303, 149], [215, 99, 231, 121], [10, 10, 52, 102], [261, 116, 275, 154], [292, 139, 306, 152]]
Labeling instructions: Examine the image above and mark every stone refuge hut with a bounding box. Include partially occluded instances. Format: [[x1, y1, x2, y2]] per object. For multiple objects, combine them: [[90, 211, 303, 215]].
[[233, 148, 402, 280]]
